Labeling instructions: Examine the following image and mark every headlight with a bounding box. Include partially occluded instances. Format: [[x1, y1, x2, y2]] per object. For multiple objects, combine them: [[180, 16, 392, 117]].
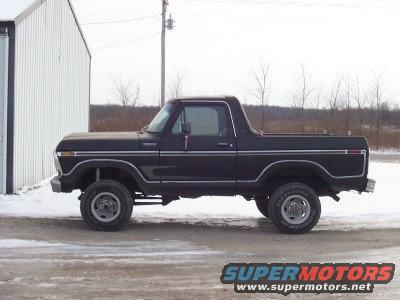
[[53, 150, 62, 173]]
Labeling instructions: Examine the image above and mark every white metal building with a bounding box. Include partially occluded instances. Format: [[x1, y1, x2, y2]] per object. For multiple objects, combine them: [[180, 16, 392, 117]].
[[0, 0, 90, 193]]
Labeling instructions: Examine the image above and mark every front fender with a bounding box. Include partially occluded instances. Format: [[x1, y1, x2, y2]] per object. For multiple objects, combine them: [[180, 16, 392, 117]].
[[60, 159, 161, 195]]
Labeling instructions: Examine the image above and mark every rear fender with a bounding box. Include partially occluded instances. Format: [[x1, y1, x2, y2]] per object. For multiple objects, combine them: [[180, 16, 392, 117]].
[[261, 160, 333, 183]]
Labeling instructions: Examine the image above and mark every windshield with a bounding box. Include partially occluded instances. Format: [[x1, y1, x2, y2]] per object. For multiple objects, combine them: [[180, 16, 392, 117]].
[[146, 103, 176, 133]]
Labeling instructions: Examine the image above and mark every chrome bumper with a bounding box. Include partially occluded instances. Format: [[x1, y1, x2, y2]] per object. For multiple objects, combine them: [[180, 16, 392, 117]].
[[365, 178, 376, 193], [51, 176, 62, 193]]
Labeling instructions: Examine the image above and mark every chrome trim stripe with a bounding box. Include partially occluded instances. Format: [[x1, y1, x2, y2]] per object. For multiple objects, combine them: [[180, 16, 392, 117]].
[[59, 149, 366, 156], [238, 157, 366, 183], [160, 151, 236, 156], [58, 151, 159, 157], [59, 150, 237, 157], [237, 150, 352, 155], [60, 150, 366, 182], [181, 100, 237, 137], [162, 180, 236, 184], [62, 156, 366, 186], [63, 159, 158, 183], [63, 159, 234, 184]]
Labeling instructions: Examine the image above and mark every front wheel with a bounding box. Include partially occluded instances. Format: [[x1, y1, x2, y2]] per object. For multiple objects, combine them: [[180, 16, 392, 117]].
[[80, 180, 133, 231], [268, 183, 321, 234]]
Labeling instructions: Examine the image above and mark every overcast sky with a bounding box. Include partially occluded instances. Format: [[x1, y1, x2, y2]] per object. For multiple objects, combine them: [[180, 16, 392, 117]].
[[72, 0, 400, 106]]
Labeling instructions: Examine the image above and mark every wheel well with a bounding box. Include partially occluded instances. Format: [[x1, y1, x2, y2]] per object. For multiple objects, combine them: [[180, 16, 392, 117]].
[[264, 167, 331, 197], [75, 167, 139, 195]]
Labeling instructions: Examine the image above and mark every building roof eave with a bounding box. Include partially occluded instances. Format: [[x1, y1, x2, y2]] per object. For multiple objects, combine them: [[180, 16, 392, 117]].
[[7, 0, 91, 58]]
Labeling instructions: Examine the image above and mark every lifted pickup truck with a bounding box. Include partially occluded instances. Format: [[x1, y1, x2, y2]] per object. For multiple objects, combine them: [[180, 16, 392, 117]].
[[52, 96, 375, 233]]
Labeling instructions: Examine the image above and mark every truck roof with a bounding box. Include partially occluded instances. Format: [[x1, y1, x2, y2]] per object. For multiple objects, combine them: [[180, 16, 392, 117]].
[[168, 95, 240, 105]]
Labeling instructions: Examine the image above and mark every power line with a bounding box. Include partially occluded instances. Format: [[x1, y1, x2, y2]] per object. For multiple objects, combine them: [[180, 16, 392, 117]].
[[79, 12, 160, 15], [173, 11, 311, 19], [178, 0, 400, 10], [94, 32, 160, 50], [81, 14, 160, 25]]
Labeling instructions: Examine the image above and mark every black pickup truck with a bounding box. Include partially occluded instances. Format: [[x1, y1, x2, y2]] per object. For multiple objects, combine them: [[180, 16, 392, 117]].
[[52, 96, 375, 234]]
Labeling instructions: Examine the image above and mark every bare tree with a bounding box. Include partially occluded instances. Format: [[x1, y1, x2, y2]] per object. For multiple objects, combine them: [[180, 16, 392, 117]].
[[366, 93, 375, 141], [326, 76, 344, 132], [394, 104, 400, 148], [312, 84, 324, 132], [111, 76, 141, 107], [342, 76, 353, 133], [168, 71, 185, 100], [246, 61, 272, 132], [291, 62, 315, 132], [241, 92, 249, 105], [352, 76, 366, 135], [369, 71, 385, 149]]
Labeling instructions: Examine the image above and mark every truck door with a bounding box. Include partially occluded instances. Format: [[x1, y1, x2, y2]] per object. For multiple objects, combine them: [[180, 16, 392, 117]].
[[160, 101, 236, 195]]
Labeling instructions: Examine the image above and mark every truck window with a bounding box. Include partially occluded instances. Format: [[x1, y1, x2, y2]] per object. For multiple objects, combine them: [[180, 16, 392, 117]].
[[147, 103, 176, 133], [172, 105, 228, 137]]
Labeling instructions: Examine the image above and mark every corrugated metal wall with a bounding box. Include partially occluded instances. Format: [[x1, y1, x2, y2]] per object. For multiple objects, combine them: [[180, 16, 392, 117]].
[[13, 0, 90, 190], [0, 35, 8, 194]]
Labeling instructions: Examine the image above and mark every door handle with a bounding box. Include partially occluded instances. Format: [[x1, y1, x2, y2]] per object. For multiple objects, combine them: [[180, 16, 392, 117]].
[[217, 142, 229, 147]]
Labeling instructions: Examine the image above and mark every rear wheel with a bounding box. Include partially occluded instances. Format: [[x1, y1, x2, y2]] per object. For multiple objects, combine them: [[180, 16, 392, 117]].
[[255, 197, 270, 219], [80, 180, 133, 231], [268, 183, 321, 234]]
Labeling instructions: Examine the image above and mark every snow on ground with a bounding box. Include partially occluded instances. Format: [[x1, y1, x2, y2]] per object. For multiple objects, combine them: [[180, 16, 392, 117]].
[[0, 180, 81, 218], [370, 148, 400, 155], [0, 162, 399, 228], [370, 150, 400, 163]]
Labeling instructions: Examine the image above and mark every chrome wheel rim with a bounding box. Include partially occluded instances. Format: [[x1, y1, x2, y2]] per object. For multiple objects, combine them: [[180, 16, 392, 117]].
[[281, 195, 311, 225], [91, 192, 121, 222]]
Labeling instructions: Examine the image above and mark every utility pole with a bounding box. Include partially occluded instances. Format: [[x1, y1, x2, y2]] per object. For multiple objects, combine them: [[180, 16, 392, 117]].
[[160, 0, 167, 107], [161, 1, 175, 107]]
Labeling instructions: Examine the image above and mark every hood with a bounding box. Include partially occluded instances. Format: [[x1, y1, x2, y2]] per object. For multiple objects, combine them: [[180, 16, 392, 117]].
[[56, 132, 140, 152]]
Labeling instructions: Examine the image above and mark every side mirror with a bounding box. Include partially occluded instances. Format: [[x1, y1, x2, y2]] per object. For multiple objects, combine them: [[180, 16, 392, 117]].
[[181, 122, 191, 135]]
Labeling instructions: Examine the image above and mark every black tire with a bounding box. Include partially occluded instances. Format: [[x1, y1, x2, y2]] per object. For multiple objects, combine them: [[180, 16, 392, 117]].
[[80, 180, 133, 231], [268, 183, 321, 234], [255, 197, 270, 219]]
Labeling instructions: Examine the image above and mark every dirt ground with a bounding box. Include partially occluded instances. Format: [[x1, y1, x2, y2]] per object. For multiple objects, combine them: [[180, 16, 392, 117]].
[[0, 217, 399, 299]]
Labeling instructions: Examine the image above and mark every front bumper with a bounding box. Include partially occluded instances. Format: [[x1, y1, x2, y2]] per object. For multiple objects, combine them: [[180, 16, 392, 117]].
[[51, 176, 62, 193], [51, 175, 74, 193], [365, 178, 376, 193]]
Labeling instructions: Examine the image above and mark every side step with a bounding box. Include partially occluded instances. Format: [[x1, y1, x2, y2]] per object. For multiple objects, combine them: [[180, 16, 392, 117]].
[[133, 195, 179, 206], [134, 200, 163, 206]]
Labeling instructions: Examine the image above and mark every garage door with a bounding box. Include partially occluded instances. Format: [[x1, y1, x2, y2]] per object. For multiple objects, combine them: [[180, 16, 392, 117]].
[[0, 34, 8, 194]]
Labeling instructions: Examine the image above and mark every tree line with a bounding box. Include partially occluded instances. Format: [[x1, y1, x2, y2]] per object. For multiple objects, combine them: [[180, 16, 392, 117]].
[[90, 103, 400, 150], [247, 62, 399, 149], [100, 65, 400, 149]]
